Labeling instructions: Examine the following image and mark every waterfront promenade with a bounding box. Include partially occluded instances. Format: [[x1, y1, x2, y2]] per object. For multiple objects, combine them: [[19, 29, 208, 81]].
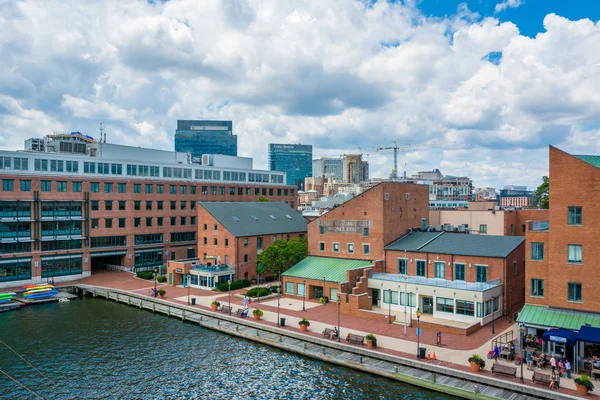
[[41, 270, 598, 399]]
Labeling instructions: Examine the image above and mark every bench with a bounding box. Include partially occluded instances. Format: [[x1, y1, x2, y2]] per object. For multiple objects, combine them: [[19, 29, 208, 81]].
[[346, 334, 365, 345], [592, 368, 600, 380], [219, 305, 232, 314], [491, 363, 517, 378], [532, 371, 560, 388], [234, 308, 244, 316], [323, 328, 338, 339]]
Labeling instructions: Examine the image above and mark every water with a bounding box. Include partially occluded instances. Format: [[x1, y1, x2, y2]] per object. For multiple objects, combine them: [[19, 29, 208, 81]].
[[0, 297, 460, 399]]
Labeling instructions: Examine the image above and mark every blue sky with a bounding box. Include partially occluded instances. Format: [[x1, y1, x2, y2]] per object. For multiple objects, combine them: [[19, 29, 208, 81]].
[[417, 0, 600, 37]]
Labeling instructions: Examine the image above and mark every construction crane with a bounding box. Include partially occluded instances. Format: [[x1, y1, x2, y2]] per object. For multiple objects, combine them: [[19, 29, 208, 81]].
[[376, 141, 450, 180]]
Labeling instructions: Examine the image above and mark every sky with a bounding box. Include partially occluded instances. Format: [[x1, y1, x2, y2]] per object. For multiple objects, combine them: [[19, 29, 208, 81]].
[[1, 0, 600, 190]]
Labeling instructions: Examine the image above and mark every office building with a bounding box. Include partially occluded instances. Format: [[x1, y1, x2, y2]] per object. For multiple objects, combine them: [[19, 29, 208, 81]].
[[312, 157, 343, 181], [343, 154, 369, 184], [268, 144, 313, 189], [175, 120, 237, 159], [497, 188, 537, 208], [398, 169, 472, 202], [0, 132, 294, 288]]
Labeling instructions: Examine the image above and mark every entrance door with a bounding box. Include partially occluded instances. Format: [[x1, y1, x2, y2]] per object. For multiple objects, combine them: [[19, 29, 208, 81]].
[[314, 286, 324, 299], [372, 289, 380, 306], [182, 274, 187, 287], [422, 296, 434, 314]]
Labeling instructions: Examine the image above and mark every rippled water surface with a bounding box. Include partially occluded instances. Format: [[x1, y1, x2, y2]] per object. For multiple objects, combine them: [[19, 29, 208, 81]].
[[0, 297, 460, 399]]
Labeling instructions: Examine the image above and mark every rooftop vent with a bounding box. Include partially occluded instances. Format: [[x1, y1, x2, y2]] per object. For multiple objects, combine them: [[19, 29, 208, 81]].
[[269, 215, 277, 220]]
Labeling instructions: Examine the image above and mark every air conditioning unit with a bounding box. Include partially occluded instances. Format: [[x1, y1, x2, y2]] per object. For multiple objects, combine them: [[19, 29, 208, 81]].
[[435, 225, 443, 231], [443, 224, 453, 231], [457, 225, 465, 232]]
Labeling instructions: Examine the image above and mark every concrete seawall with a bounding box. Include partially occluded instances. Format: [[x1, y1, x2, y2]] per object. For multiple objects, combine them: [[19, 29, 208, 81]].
[[71, 284, 581, 400]]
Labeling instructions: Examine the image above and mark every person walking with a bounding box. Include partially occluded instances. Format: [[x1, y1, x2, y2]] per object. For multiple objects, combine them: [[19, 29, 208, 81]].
[[243, 296, 249, 308], [550, 355, 557, 373], [493, 346, 500, 363], [565, 359, 572, 379], [526, 350, 533, 371]]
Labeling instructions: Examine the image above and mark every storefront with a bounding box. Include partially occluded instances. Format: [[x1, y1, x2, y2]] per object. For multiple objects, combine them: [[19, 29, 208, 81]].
[[167, 257, 235, 290], [541, 328, 577, 365], [577, 326, 600, 373]]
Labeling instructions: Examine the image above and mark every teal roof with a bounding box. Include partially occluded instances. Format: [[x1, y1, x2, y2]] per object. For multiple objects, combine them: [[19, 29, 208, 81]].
[[575, 155, 600, 169], [385, 231, 524, 258], [517, 304, 600, 330], [282, 256, 372, 283]]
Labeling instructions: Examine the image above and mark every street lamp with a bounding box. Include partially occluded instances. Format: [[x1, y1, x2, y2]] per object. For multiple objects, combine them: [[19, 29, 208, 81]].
[[416, 308, 422, 358], [323, 277, 326, 306], [520, 345, 524, 383], [187, 273, 191, 305], [277, 286, 281, 327], [337, 294, 341, 342], [491, 296, 496, 335], [153, 268, 158, 294], [228, 279, 231, 315], [302, 279, 306, 311], [388, 288, 392, 324]]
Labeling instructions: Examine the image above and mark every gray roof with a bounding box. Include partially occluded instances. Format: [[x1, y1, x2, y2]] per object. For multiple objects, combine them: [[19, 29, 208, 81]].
[[385, 231, 524, 258], [199, 202, 307, 237]]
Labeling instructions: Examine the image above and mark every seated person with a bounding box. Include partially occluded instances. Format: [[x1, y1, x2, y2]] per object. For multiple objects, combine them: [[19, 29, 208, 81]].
[[538, 354, 547, 368], [330, 327, 339, 339], [240, 309, 249, 318], [549, 371, 558, 389]]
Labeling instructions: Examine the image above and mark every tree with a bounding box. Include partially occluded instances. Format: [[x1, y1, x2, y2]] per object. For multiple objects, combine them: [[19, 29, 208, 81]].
[[256, 237, 308, 277], [535, 176, 549, 209], [257, 195, 269, 202]]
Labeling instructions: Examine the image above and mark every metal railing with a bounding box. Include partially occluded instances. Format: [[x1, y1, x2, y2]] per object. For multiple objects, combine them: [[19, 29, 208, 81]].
[[371, 273, 502, 292]]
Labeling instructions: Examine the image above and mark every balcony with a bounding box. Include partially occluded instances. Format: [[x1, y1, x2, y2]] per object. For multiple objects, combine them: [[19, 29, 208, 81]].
[[191, 264, 234, 273], [371, 272, 502, 292], [528, 220, 549, 232]]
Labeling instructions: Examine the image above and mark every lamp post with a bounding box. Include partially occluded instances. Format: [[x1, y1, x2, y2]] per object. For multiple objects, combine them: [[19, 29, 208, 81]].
[[257, 273, 260, 303], [302, 279, 306, 311], [187, 273, 191, 305], [388, 289, 392, 324], [337, 294, 341, 343], [491, 296, 496, 335], [520, 345, 524, 383], [323, 276, 326, 306], [228, 279, 231, 315], [277, 286, 281, 326], [416, 308, 422, 358], [153, 268, 158, 293]]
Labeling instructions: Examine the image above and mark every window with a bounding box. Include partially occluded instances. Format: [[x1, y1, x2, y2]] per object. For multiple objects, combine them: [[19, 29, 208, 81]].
[[72, 181, 82, 192], [436, 297, 454, 313], [456, 300, 474, 316], [397, 258, 407, 274], [204, 224, 208, 231], [2, 179, 14, 191], [190, 186, 196, 195], [119, 201, 126, 211], [57, 181, 67, 192], [191, 202, 196, 210], [568, 245, 582, 263], [333, 242, 339, 253], [134, 184, 141, 194], [214, 224, 218, 231], [531, 279, 544, 297], [224, 238, 229, 247], [219, 187, 225, 195], [146, 201, 152, 211], [105, 218, 113, 229], [20, 180, 31, 192], [191, 216, 196, 225], [319, 242, 325, 252], [522, 224, 526, 233], [104, 183, 113, 193], [568, 206, 582, 225], [170, 185, 177, 194], [269, 188, 274, 196], [568, 282, 582, 302], [513, 261, 517, 275], [170, 201, 176, 210], [105, 200, 113, 211], [229, 187, 235, 195], [118, 218, 126, 228], [363, 227, 369, 236], [202, 186, 208, 195], [244, 238, 248, 247], [179, 185, 186, 195], [134, 218, 141, 228], [385, 192, 390, 200], [91, 200, 99, 211], [91, 219, 99, 229], [273, 236, 277, 243], [157, 201, 163, 210], [297, 283, 305, 296], [363, 244, 370, 255], [180, 201, 186, 210], [180, 217, 186, 225], [41, 181, 51, 192], [118, 183, 126, 193], [416, 260, 426, 277], [383, 290, 398, 304], [145, 184, 153, 194], [134, 201, 141, 211], [475, 265, 488, 283], [212, 238, 217, 246], [244, 254, 248, 263], [479, 224, 487, 234], [319, 226, 325, 235], [454, 264, 465, 281], [211, 186, 217, 195], [90, 182, 99, 193], [157, 217, 163, 226], [170, 217, 176, 226], [257, 237, 263, 249], [531, 242, 544, 260], [146, 217, 152, 227], [285, 282, 294, 295], [434, 261, 445, 279], [347, 243, 354, 254], [203, 237, 208, 245], [400, 292, 416, 307]]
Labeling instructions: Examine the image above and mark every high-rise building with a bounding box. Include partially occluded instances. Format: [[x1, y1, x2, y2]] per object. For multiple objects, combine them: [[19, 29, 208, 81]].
[[175, 120, 237, 159], [0, 132, 295, 289], [398, 169, 472, 202], [312, 157, 343, 181], [343, 154, 369, 184], [268, 144, 313, 189]]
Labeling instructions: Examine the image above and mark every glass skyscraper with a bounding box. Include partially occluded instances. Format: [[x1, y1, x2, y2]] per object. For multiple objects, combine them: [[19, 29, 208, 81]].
[[175, 120, 237, 159], [268, 144, 313, 189]]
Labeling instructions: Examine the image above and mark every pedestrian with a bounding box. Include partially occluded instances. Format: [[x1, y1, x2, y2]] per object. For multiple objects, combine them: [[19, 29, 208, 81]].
[[493, 346, 500, 363], [565, 359, 572, 379], [550, 355, 557, 373], [526, 351, 533, 371], [243, 296, 249, 308]]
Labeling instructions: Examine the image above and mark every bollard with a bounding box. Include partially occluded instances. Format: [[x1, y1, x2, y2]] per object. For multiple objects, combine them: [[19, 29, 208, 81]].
[[303, 343, 307, 350], [359, 357, 363, 364], [322, 348, 326, 355], [236, 326, 239, 331], [152, 303, 155, 312], [394, 366, 398, 373], [279, 336, 282, 343], [217, 320, 220, 327], [182, 311, 185, 321], [257, 330, 260, 336], [432, 373, 436, 383]]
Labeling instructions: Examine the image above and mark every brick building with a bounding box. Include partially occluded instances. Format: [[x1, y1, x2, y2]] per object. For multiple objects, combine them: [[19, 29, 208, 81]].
[[518, 147, 600, 366], [0, 133, 295, 288], [166, 202, 307, 288]]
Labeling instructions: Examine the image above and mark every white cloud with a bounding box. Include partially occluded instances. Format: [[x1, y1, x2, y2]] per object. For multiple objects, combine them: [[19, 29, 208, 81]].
[[495, 0, 523, 14], [0, 0, 599, 190]]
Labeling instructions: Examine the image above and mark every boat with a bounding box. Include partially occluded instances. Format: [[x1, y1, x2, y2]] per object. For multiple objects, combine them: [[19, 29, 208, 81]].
[[26, 290, 58, 299]]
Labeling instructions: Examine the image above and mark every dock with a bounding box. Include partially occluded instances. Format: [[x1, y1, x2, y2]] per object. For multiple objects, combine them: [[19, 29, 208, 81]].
[[70, 284, 581, 400], [14, 291, 77, 305], [0, 302, 24, 313]]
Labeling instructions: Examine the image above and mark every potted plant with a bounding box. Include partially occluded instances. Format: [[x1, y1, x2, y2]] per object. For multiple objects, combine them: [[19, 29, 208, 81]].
[[253, 309, 264, 320], [366, 333, 377, 349], [298, 317, 310, 332], [514, 356, 522, 366], [468, 354, 485, 372], [210, 300, 220, 311], [157, 288, 166, 298], [575, 374, 594, 395]]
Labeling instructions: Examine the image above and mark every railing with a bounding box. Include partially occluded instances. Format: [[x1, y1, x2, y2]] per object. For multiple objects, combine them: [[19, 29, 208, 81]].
[[491, 330, 514, 351], [371, 273, 502, 292], [191, 265, 234, 273]]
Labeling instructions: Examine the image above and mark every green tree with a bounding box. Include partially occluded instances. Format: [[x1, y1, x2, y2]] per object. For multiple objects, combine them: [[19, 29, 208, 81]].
[[257, 195, 269, 202], [535, 176, 549, 209], [256, 237, 308, 277]]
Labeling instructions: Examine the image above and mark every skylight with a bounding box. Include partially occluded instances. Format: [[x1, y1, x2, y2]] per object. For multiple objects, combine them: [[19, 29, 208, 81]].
[[251, 215, 259, 221], [285, 214, 292, 219], [232, 216, 240, 221], [269, 215, 277, 220]]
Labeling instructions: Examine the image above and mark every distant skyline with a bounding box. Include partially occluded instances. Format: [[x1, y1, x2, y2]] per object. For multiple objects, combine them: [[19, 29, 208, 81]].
[[1, 0, 599, 190]]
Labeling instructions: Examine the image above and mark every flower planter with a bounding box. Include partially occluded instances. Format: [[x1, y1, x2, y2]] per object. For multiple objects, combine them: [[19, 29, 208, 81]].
[[366, 339, 374, 349], [158, 294, 164, 299], [576, 384, 589, 396], [470, 362, 481, 373], [253, 314, 261, 321], [299, 324, 308, 332], [211, 304, 218, 311]]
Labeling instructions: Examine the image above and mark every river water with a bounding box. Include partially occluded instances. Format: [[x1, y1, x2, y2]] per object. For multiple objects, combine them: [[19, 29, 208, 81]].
[[0, 297, 459, 399]]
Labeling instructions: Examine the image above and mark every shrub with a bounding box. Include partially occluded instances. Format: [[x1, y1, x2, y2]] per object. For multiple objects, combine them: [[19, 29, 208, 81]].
[[468, 354, 485, 369], [366, 333, 377, 346], [575, 374, 594, 391], [253, 309, 264, 317], [157, 288, 166, 296], [217, 279, 252, 292], [157, 275, 167, 283], [270, 285, 280, 294], [298, 317, 310, 326], [245, 287, 271, 298], [136, 271, 154, 280], [210, 300, 220, 307]]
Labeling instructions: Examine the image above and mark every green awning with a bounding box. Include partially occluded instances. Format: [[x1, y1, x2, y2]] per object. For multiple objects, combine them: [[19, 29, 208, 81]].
[[517, 304, 600, 330], [282, 256, 372, 283]]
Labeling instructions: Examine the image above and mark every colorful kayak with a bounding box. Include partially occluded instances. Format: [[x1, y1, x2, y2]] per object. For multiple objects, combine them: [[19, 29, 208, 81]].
[[0, 299, 12, 304], [27, 290, 58, 299], [22, 285, 53, 292], [21, 283, 52, 289], [0, 292, 16, 296], [24, 289, 54, 298], [23, 286, 54, 294]]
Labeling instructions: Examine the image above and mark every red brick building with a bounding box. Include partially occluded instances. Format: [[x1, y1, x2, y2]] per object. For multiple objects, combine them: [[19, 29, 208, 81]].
[[166, 202, 307, 288]]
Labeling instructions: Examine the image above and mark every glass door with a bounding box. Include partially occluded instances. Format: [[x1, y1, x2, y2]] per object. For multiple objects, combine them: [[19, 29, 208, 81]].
[[422, 296, 434, 314]]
